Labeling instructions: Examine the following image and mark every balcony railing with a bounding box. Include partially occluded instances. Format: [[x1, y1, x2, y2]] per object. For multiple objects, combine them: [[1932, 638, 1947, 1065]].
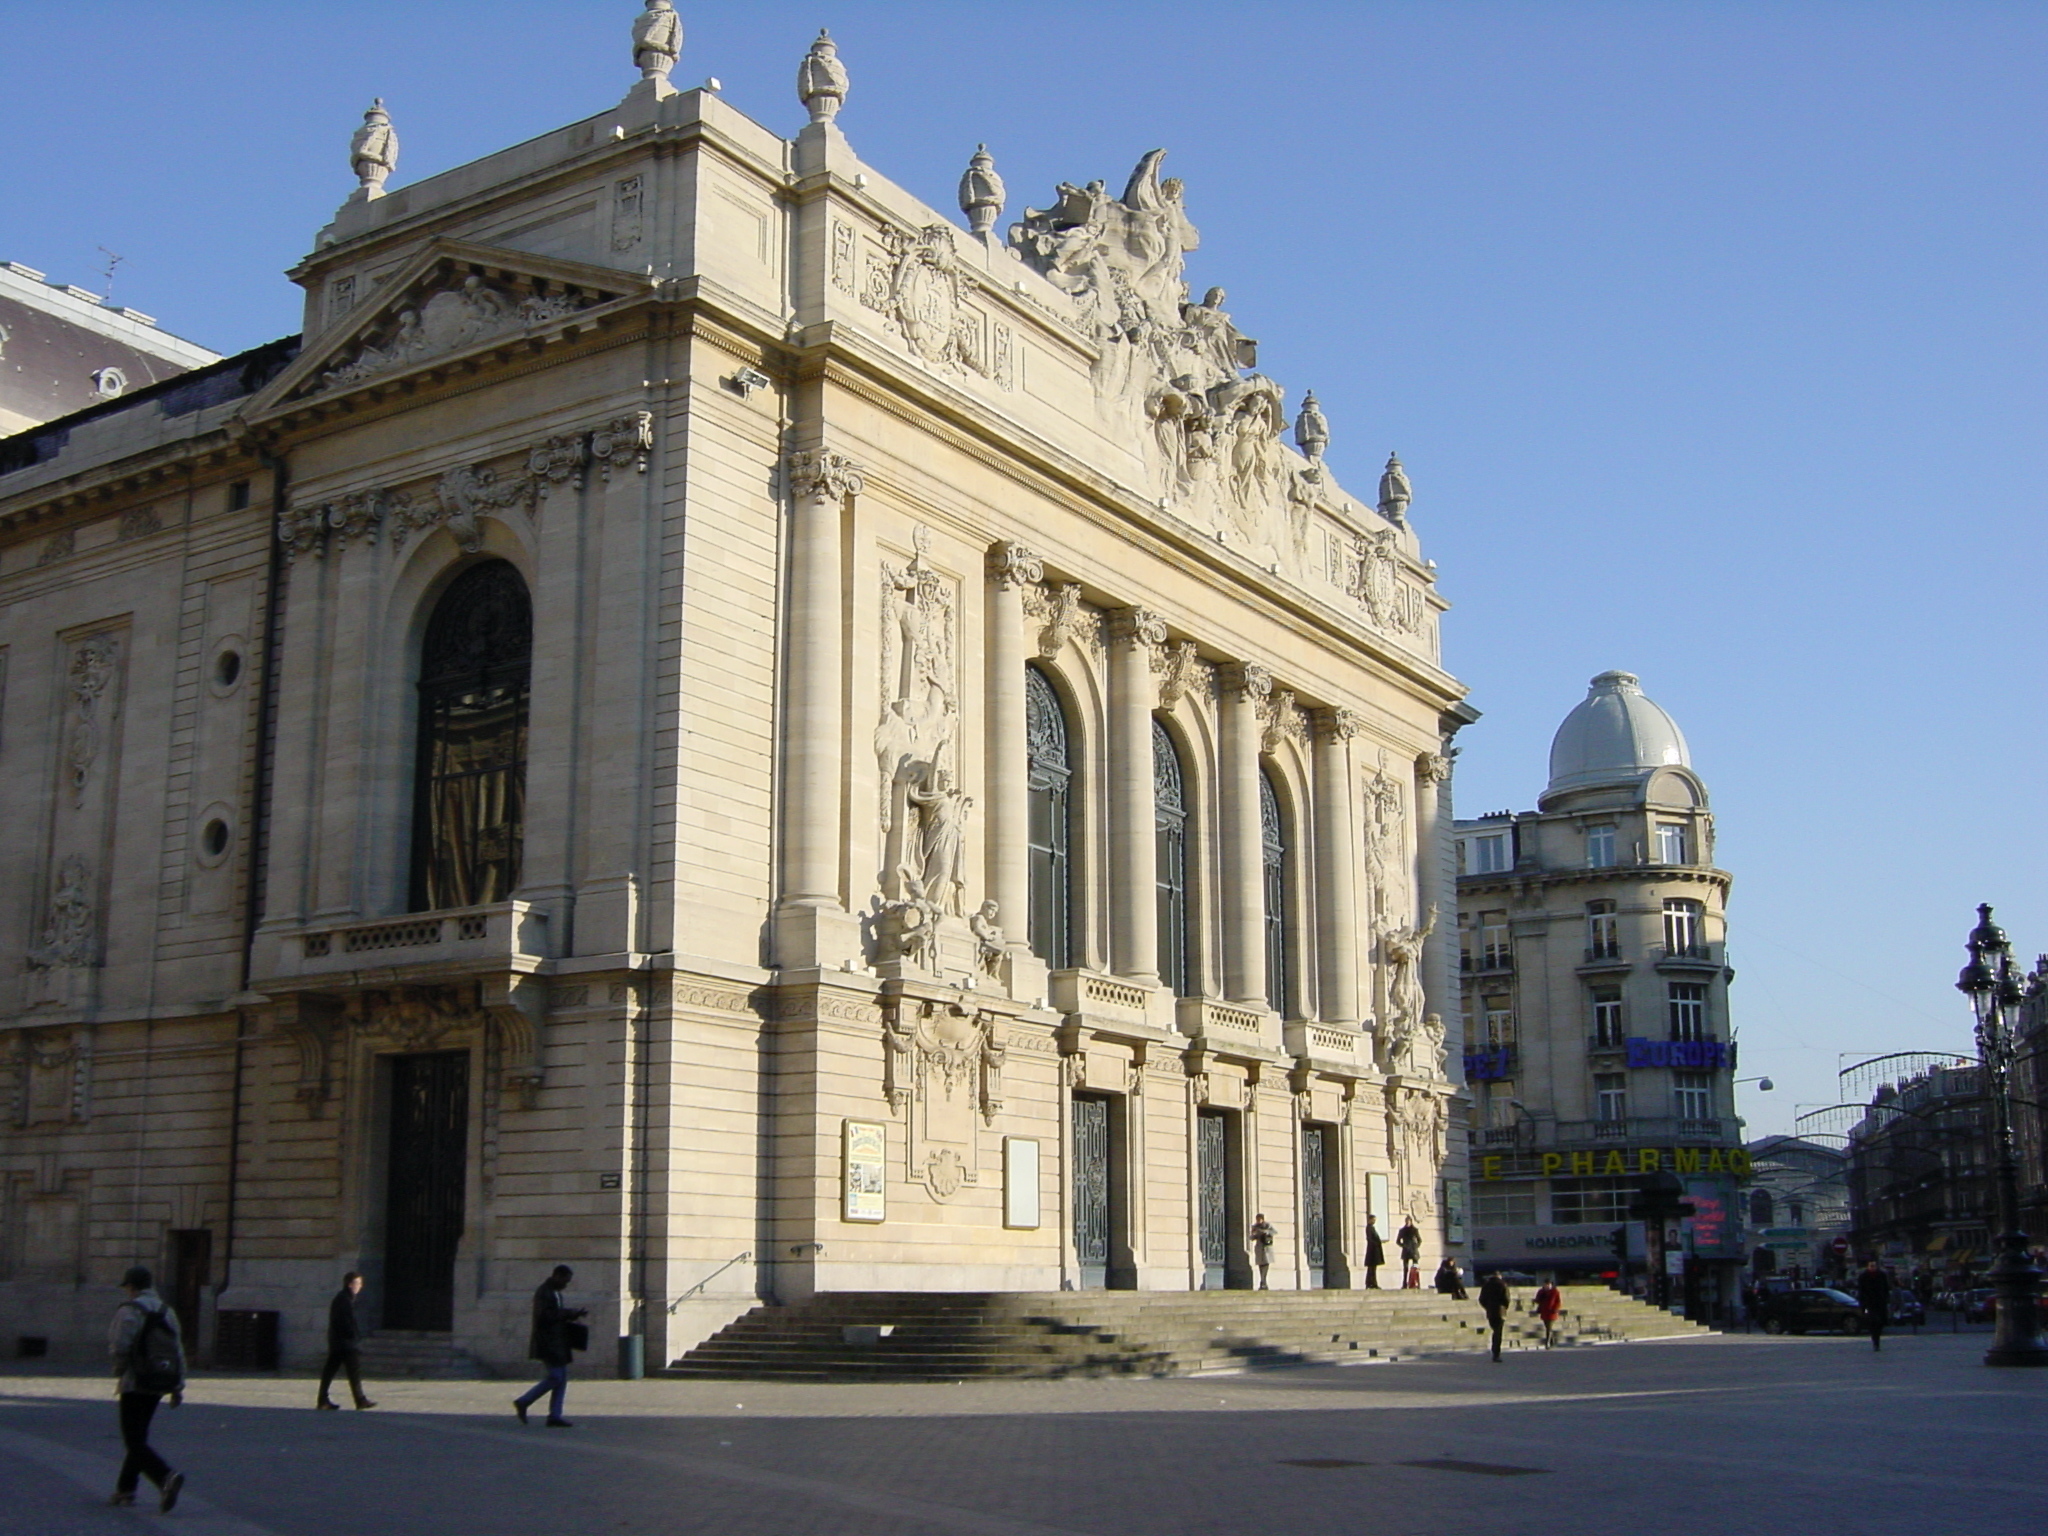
[[1460, 953, 1514, 975], [1654, 944, 1724, 972]]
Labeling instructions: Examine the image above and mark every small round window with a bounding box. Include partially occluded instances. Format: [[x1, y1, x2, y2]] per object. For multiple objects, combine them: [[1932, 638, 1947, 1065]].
[[214, 650, 242, 689], [92, 366, 128, 399], [201, 819, 230, 858]]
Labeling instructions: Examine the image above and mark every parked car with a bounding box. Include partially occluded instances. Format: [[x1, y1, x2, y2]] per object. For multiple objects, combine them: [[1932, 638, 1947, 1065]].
[[1961, 1288, 1997, 1324], [1758, 1287, 1865, 1335], [1888, 1291, 1924, 1325]]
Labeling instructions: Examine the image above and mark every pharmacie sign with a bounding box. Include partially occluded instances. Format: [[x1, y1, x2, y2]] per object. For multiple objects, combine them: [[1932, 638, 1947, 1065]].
[[1476, 1145, 1754, 1183]]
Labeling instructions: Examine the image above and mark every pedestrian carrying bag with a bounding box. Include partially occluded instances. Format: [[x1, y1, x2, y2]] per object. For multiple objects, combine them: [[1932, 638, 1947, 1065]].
[[129, 1306, 181, 1395], [565, 1322, 590, 1353]]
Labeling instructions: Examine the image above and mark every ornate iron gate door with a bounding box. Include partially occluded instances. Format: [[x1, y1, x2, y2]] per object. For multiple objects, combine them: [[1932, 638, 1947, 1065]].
[[1198, 1110, 1227, 1289], [384, 1051, 470, 1331], [1072, 1095, 1110, 1288], [1302, 1124, 1328, 1289]]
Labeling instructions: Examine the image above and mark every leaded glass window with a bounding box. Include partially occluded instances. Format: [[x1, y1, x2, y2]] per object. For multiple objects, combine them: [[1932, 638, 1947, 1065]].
[[1025, 665, 1073, 968], [411, 561, 531, 910], [1260, 768, 1288, 1015], [1154, 719, 1191, 997]]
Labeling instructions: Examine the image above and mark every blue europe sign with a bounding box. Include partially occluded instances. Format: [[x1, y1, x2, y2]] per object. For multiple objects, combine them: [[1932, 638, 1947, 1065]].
[[1625, 1038, 1729, 1070]]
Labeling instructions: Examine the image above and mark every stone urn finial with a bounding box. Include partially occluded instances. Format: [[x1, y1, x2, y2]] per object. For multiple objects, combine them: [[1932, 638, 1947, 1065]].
[[958, 145, 1006, 239], [632, 0, 684, 92], [349, 99, 399, 203], [1294, 390, 1330, 463], [798, 30, 849, 126], [1378, 452, 1412, 523]]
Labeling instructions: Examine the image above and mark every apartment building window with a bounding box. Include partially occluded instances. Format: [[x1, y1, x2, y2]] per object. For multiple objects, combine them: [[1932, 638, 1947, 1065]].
[[1674, 1072, 1713, 1120], [1482, 999, 1515, 1048], [1591, 986, 1625, 1047], [1668, 982, 1708, 1041], [1584, 824, 1616, 868], [1587, 900, 1619, 960], [1470, 831, 1510, 874], [1487, 1083, 1521, 1129], [1663, 898, 1704, 956], [1595, 1072, 1628, 1123], [1473, 1189, 1537, 1226], [1655, 822, 1689, 865], [1551, 1178, 1634, 1226], [1479, 910, 1511, 969]]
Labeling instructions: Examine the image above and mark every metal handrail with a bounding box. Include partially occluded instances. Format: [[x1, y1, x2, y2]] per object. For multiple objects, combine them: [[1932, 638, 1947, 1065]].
[[667, 1251, 752, 1312]]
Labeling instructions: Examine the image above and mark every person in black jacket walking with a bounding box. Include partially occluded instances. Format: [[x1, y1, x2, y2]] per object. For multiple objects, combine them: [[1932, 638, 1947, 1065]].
[[513, 1265, 587, 1427], [1479, 1271, 1512, 1362], [1856, 1260, 1892, 1352], [316, 1272, 376, 1410]]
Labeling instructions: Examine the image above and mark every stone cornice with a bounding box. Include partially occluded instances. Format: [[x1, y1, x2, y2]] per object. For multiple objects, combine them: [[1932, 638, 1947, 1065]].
[[1456, 865, 1734, 898]]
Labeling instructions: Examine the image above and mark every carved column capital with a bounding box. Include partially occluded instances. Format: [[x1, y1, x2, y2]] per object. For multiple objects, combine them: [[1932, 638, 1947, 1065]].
[[1421, 750, 1456, 784], [1314, 706, 1365, 744], [786, 447, 867, 503], [1220, 660, 1273, 704], [1106, 606, 1168, 649], [986, 540, 1044, 588]]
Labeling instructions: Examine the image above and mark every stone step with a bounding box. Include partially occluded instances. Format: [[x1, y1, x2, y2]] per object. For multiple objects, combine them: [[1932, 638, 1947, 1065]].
[[355, 1332, 492, 1380]]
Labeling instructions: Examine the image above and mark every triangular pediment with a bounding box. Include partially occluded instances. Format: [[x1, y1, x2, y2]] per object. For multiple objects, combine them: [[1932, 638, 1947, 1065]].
[[247, 239, 652, 419]]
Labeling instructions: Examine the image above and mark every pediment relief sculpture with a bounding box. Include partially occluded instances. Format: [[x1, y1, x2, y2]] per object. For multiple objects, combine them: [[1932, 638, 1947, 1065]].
[[310, 274, 599, 395]]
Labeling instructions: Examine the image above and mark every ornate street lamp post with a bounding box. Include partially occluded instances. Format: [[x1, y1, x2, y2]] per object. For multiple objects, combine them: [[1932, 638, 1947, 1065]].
[[1955, 904, 2048, 1366]]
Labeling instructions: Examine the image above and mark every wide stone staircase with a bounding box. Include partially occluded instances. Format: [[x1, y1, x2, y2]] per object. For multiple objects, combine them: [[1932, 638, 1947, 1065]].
[[668, 1286, 1709, 1382], [355, 1330, 492, 1380]]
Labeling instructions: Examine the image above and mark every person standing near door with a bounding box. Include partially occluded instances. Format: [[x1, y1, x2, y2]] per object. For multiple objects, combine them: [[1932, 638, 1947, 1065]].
[[317, 1272, 376, 1410], [107, 1266, 187, 1512], [1478, 1270, 1512, 1363], [1248, 1215, 1277, 1289], [1396, 1216, 1423, 1288], [513, 1265, 587, 1426], [1363, 1218, 1387, 1288]]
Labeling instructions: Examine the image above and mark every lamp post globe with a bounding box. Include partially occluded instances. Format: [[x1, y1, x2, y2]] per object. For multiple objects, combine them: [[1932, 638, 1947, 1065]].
[[1955, 904, 2048, 1367]]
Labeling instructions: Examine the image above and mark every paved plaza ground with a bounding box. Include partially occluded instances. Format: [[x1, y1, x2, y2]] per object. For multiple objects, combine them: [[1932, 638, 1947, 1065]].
[[0, 1326, 2041, 1536]]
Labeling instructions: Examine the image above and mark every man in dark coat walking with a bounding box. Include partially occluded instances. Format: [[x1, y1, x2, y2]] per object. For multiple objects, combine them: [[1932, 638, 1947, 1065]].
[[1363, 1218, 1387, 1288], [317, 1272, 375, 1410], [1479, 1270, 1512, 1362], [513, 1265, 587, 1426], [1856, 1260, 1892, 1352]]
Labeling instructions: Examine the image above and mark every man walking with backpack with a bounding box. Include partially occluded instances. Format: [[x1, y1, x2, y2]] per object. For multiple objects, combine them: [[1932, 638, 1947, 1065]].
[[107, 1265, 187, 1511]]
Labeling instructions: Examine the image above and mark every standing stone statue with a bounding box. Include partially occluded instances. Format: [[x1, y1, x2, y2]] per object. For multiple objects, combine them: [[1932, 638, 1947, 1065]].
[[1378, 452, 1412, 523], [1294, 391, 1329, 463], [798, 30, 849, 126], [349, 100, 399, 202], [632, 1, 683, 89], [959, 145, 1006, 241]]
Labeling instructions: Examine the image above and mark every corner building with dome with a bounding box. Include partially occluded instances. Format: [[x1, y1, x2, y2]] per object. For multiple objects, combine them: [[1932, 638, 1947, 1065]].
[[1456, 672, 1748, 1319], [0, 14, 1479, 1371]]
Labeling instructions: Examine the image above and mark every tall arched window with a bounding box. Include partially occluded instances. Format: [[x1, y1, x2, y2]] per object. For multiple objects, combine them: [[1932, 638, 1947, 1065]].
[[1260, 767, 1289, 1016], [1025, 665, 1072, 968], [1154, 720, 1192, 997], [411, 561, 532, 911]]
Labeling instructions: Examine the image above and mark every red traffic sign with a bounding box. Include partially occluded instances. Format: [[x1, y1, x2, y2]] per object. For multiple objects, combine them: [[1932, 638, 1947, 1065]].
[[1830, 1237, 1850, 1255]]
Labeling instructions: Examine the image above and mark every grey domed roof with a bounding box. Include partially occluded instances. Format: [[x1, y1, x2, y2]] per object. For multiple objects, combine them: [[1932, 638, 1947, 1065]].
[[1546, 671, 1691, 795]]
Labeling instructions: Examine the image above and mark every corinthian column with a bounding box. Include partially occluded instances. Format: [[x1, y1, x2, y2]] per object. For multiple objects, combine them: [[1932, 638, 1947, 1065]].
[[1219, 661, 1272, 1006], [1313, 708, 1363, 1027], [780, 449, 864, 913], [1414, 749, 1457, 1047], [985, 542, 1042, 950], [1108, 608, 1165, 984]]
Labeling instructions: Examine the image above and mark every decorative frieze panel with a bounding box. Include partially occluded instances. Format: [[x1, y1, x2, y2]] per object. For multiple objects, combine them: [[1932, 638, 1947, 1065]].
[[881, 997, 1006, 1202], [849, 219, 1017, 389]]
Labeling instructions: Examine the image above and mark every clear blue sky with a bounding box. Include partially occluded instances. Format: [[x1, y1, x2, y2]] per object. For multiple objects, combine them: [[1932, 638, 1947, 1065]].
[[5, 2, 2042, 1137]]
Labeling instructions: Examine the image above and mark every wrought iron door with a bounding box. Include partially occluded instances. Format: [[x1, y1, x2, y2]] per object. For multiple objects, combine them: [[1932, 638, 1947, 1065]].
[[1197, 1110, 1227, 1288], [384, 1051, 470, 1331], [1302, 1124, 1328, 1288], [1072, 1095, 1110, 1288]]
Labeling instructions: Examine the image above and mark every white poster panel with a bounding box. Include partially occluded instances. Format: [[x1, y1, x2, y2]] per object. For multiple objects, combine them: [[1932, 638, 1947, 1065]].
[[843, 1119, 886, 1223], [1004, 1137, 1041, 1229]]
